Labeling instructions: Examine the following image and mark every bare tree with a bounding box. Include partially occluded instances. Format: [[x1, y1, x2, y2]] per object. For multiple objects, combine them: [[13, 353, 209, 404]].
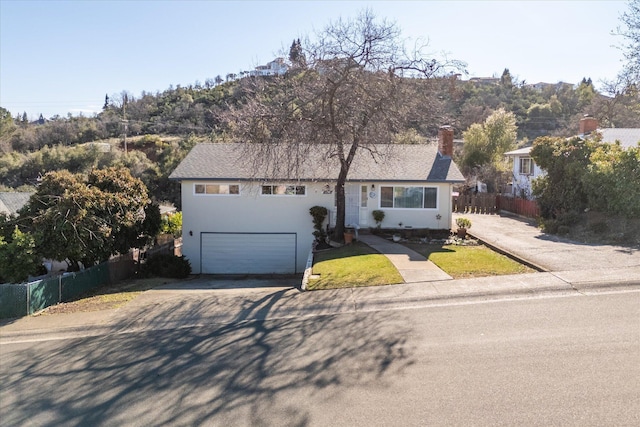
[[223, 10, 463, 240], [615, 0, 640, 88]]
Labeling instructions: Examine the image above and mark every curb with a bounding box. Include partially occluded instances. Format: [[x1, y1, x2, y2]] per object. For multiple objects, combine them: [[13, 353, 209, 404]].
[[467, 232, 548, 272], [3, 275, 639, 343], [300, 248, 314, 291]]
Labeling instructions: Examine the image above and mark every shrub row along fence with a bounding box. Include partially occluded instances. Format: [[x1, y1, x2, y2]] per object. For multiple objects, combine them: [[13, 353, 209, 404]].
[[453, 194, 540, 219], [0, 252, 137, 319]]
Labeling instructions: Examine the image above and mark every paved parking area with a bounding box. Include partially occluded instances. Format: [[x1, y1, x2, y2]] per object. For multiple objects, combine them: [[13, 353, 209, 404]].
[[453, 213, 640, 272]]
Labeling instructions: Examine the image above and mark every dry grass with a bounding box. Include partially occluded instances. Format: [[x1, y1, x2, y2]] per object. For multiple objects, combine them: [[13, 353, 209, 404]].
[[35, 277, 180, 315]]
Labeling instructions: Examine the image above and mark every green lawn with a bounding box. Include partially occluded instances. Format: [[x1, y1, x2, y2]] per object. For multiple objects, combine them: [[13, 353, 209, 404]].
[[307, 242, 404, 290], [404, 243, 534, 279]]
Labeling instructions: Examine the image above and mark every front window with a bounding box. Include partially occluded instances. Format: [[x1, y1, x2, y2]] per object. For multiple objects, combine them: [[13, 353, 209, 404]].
[[195, 184, 240, 195], [380, 186, 438, 209], [261, 184, 306, 196], [520, 158, 533, 175]]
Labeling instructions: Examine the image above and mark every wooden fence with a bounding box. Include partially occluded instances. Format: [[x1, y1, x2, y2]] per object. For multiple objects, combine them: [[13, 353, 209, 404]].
[[496, 195, 540, 218], [452, 193, 498, 214], [453, 194, 540, 219]]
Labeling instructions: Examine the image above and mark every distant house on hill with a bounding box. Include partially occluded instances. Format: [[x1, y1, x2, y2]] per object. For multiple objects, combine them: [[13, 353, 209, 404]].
[[249, 58, 289, 77], [525, 81, 574, 92], [468, 77, 499, 86]]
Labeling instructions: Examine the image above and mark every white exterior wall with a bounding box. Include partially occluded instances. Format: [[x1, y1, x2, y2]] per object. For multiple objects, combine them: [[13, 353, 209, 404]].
[[340, 182, 453, 230], [510, 155, 544, 199], [181, 181, 334, 274], [181, 180, 454, 274]]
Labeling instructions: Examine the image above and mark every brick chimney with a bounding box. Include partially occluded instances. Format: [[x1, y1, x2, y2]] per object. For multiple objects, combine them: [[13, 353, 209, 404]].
[[438, 125, 454, 157], [579, 116, 598, 135]]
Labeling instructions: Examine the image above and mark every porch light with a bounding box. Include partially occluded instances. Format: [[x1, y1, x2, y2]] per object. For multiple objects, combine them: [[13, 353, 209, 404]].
[[371, 184, 375, 190]]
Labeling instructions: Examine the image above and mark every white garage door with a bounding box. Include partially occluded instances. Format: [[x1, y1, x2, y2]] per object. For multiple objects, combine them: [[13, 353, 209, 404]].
[[201, 233, 297, 274]]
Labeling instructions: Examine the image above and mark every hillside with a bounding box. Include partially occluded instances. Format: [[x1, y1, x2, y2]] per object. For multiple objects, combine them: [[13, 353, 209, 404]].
[[1, 70, 638, 205]]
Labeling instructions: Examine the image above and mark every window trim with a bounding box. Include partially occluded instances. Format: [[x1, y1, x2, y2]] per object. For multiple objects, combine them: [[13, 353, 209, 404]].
[[260, 184, 307, 197], [519, 157, 533, 176], [194, 183, 241, 196], [379, 185, 438, 209]]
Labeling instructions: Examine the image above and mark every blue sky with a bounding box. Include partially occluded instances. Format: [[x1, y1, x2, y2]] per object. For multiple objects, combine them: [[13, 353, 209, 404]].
[[0, 0, 630, 120]]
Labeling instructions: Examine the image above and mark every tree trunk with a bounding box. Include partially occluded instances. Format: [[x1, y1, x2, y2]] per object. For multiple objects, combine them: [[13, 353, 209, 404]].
[[332, 144, 358, 242], [333, 172, 347, 241]]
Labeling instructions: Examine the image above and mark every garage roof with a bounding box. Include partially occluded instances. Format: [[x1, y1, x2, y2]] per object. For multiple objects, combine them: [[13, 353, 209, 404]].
[[169, 143, 464, 183]]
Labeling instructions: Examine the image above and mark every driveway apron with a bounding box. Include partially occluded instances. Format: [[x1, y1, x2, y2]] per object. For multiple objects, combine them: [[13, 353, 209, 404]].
[[453, 213, 640, 272]]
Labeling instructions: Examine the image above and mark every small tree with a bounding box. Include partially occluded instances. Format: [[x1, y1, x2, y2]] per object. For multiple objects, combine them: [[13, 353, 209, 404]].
[[309, 206, 328, 243], [460, 108, 518, 192], [530, 135, 598, 219], [18, 167, 158, 269]]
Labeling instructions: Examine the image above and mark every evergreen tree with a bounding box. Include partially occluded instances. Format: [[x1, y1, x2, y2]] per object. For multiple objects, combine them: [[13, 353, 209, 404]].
[[289, 38, 306, 67]]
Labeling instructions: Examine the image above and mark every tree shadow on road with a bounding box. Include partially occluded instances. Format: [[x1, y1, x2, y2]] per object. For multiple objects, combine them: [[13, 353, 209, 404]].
[[1, 290, 416, 426]]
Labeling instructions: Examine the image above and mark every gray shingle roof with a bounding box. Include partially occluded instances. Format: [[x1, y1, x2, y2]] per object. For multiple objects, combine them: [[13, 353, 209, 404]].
[[0, 192, 32, 216], [599, 128, 640, 149], [169, 143, 465, 183]]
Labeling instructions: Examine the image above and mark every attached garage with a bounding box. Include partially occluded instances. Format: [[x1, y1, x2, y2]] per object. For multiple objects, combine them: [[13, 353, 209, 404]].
[[200, 232, 297, 274]]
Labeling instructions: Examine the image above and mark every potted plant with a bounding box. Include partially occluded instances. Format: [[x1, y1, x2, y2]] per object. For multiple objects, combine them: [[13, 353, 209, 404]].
[[455, 217, 472, 239], [344, 228, 355, 244]]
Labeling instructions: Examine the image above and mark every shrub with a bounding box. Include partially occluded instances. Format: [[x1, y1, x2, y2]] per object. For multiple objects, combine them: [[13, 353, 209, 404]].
[[455, 217, 472, 229], [309, 206, 328, 242], [0, 227, 42, 284], [145, 254, 191, 278], [161, 211, 182, 237], [372, 210, 385, 227], [588, 221, 609, 234]]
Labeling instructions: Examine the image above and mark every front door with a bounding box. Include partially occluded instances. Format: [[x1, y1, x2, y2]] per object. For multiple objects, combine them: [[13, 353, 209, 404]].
[[345, 184, 360, 227]]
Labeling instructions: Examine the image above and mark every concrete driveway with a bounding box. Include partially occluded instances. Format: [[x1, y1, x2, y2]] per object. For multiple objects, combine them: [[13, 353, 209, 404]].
[[453, 213, 640, 272]]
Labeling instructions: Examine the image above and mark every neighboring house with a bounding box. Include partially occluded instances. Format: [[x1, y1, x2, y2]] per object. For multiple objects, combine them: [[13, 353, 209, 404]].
[[169, 127, 464, 274], [504, 147, 544, 199], [505, 116, 640, 199], [0, 192, 32, 216]]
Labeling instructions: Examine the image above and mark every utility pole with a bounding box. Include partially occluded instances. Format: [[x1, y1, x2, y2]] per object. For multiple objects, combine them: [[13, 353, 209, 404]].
[[122, 93, 128, 155]]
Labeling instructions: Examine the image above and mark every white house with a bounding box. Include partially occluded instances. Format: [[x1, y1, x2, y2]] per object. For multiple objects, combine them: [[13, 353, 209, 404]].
[[504, 146, 544, 199], [169, 131, 464, 275], [249, 58, 289, 77]]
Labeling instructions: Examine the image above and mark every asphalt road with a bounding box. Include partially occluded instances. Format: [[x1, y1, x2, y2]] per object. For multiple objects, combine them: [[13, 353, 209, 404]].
[[1, 291, 639, 426]]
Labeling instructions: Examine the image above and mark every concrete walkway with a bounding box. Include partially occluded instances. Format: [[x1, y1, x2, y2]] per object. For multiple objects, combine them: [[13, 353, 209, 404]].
[[357, 234, 452, 283]]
